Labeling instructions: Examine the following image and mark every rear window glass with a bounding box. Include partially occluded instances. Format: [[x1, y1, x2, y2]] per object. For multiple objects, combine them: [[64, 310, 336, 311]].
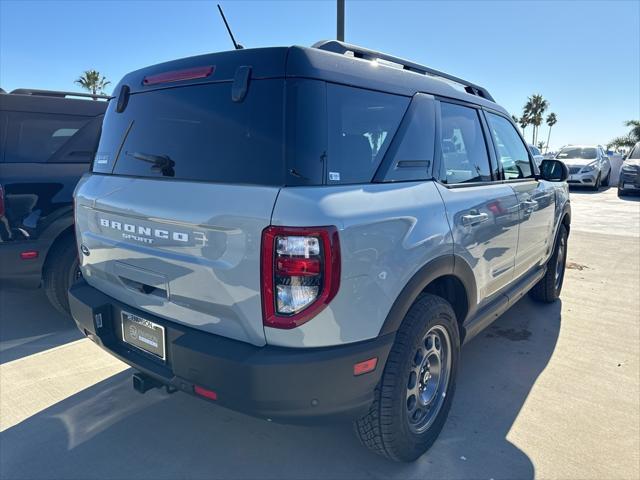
[[326, 84, 409, 184], [95, 80, 285, 184], [5, 113, 90, 163]]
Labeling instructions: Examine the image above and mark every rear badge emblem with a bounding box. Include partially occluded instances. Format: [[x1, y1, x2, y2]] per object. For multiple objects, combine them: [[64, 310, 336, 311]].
[[80, 244, 90, 256]]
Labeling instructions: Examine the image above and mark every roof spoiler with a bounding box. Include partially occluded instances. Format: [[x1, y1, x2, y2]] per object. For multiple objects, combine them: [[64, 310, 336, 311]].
[[312, 40, 495, 103], [10, 88, 110, 100]]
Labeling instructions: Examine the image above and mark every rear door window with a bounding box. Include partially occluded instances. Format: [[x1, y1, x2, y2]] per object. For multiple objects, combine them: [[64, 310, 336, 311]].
[[96, 80, 285, 185], [439, 102, 492, 184], [4, 112, 91, 163], [326, 84, 409, 184], [486, 112, 534, 180]]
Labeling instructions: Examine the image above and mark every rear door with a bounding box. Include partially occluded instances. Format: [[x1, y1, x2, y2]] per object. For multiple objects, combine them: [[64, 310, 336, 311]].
[[76, 78, 286, 346], [484, 111, 555, 279], [0, 109, 98, 242], [434, 101, 520, 301]]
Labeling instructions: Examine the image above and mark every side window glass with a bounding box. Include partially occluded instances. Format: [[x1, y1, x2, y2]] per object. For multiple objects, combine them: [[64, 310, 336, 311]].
[[5, 113, 90, 163], [49, 115, 103, 164], [486, 112, 534, 179], [327, 84, 409, 184], [439, 102, 491, 184], [377, 93, 435, 182]]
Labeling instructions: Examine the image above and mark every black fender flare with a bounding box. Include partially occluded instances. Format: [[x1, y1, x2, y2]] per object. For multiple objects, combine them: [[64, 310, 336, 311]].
[[544, 200, 571, 264], [39, 211, 75, 260], [378, 254, 477, 336], [561, 201, 571, 232]]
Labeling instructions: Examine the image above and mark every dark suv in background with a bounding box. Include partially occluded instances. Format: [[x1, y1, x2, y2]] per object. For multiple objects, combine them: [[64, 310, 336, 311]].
[[618, 141, 640, 196], [0, 88, 107, 314]]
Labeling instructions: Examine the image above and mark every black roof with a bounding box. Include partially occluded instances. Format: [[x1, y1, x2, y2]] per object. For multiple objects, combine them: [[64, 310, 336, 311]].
[[113, 41, 506, 114], [0, 88, 107, 116]]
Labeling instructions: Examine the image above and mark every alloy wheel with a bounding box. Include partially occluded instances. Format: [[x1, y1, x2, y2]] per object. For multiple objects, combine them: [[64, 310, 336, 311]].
[[405, 324, 452, 434]]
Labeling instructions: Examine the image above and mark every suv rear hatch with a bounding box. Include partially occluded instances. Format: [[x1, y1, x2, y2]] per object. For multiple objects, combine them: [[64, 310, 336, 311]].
[[75, 49, 289, 346]]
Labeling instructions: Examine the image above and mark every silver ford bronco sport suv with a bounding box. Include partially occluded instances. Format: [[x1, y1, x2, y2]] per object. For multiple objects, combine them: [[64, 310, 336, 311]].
[[69, 41, 571, 462]]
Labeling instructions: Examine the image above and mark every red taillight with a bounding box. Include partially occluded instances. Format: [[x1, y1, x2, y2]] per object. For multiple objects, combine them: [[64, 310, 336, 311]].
[[261, 226, 341, 329], [0, 185, 5, 217], [143, 65, 214, 86], [194, 385, 218, 401], [275, 257, 321, 276], [20, 250, 39, 260]]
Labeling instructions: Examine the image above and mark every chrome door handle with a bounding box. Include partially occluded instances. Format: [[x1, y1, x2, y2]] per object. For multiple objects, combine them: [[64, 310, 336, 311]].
[[462, 212, 489, 226]]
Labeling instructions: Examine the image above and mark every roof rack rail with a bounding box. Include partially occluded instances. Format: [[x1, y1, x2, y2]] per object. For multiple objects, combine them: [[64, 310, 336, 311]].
[[312, 40, 495, 103], [9, 88, 110, 100]]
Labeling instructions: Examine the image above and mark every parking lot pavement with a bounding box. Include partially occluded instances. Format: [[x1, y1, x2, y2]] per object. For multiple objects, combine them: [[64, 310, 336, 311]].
[[1, 187, 638, 480]]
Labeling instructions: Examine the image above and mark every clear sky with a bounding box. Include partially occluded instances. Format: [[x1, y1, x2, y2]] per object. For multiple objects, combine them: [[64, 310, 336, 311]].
[[1, 0, 638, 150]]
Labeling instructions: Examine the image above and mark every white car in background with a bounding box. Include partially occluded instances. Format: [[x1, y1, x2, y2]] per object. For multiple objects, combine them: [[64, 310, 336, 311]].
[[556, 145, 612, 190]]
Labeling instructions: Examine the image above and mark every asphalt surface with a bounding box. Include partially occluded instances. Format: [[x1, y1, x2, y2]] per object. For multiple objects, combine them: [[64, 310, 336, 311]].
[[1, 187, 639, 480]]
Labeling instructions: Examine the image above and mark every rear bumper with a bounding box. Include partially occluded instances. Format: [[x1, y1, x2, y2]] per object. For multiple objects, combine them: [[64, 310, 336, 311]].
[[68, 280, 394, 422], [0, 240, 46, 287]]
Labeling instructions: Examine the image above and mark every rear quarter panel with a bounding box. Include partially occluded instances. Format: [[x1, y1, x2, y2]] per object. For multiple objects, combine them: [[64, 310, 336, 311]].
[[269, 181, 452, 347]]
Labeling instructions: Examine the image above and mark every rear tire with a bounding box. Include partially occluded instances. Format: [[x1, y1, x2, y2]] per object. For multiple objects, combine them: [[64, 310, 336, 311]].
[[530, 224, 568, 303], [43, 235, 80, 316], [618, 188, 626, 197], [354, 293, 460, 462]]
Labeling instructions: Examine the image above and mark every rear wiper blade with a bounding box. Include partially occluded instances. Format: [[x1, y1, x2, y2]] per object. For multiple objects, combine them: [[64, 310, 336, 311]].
[[127, 151, 175, 177]]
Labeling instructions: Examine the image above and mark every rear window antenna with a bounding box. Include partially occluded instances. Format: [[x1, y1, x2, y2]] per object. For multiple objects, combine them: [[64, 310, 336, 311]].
[[217, 4, 244, 50]]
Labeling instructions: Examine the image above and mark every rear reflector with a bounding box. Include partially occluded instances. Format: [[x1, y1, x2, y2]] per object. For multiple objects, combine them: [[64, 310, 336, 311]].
[[143, 65, 214, 86], [20, 250, 39, 260], [194, 385, 218, 401], [353, 358, 378, 376]]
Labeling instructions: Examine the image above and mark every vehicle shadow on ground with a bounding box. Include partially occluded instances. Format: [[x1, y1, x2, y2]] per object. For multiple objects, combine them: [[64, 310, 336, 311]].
[[0, 297, 561, 480], [568, 185, 612, 195], [0, 287, 81, 363], [617, 193, 640, 202]]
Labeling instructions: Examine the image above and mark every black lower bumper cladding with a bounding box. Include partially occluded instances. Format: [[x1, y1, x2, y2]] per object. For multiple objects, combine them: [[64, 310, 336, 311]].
[[68, 280, 394, 422]]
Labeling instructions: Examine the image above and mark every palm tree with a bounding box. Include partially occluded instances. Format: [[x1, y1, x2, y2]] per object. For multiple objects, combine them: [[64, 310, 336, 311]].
[[526, 94, 549, 145], [75, 70, 110, 98], [537, 140, 546, 151], [523, 99, 534, 143], [624, 120, 640, 141], [607, 120, 640, 149], [519, 115, 530, 139], [545, 113, 557, 153]]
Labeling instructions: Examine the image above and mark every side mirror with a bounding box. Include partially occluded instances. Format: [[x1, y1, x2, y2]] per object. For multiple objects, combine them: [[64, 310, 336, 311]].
[[539, 159, 569, 182]]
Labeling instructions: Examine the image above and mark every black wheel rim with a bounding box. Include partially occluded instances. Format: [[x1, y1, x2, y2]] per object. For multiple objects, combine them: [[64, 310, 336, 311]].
[[405, 325, 451, 434]]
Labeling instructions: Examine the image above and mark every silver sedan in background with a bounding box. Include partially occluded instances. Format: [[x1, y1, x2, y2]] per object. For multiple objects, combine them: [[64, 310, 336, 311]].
[[556, 145, 611, 190]]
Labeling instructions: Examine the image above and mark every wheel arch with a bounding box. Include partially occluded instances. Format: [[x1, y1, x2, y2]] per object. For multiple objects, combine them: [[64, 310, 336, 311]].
[[378, 255, 477, 339], [42, 224, 76, 272]]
